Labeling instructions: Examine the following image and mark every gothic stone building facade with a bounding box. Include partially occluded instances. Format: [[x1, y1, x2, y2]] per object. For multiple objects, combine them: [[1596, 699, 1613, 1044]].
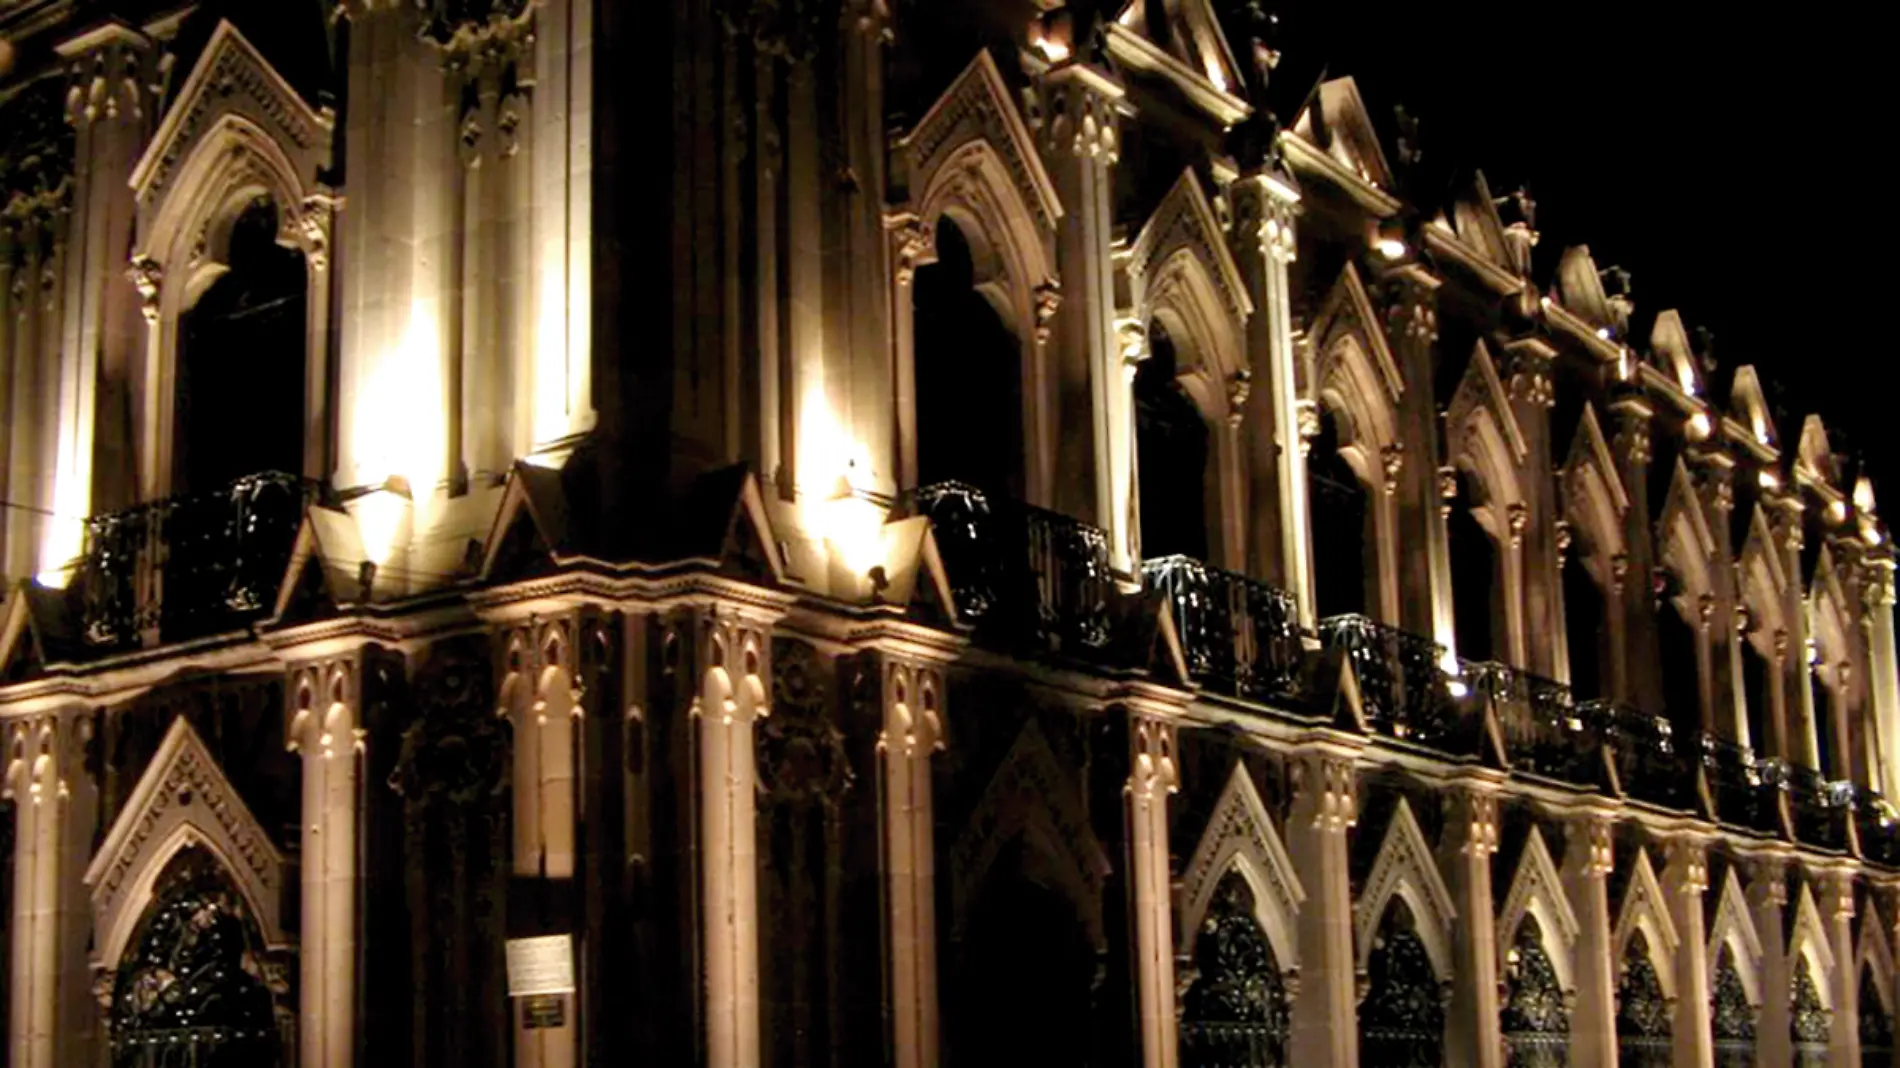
[[0, 1, 1896, 1067]]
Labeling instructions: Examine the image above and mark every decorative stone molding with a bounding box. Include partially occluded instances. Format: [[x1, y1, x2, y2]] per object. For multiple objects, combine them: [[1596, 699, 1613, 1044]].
[[1611, 847, 1681, 999], [1311, 262, 1402, 405], [1289, 748, 1356, 833], [83, 715, 292, 975], [1788, 880, 1838, 1008], [1129, 168, 1253, 340], [1707, 868, 1764, 1007], [896, 50, 1062, 237], [1497, 827, 1581, 994], [1354, 797, 1457, 981], [1857, 899, 1896, 1015], [1177, 762, 1305, 974]]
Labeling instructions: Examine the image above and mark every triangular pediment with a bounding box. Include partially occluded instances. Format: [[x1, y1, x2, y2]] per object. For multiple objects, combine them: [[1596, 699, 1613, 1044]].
[[1658, 458, 1717, 594], [1448, 339, 1529, 467], [84, 715, 291, 972], [1788, 880, 1837, 987], [1291, 77, 1394, 190], [1109, 0, 1248, 111], [130, 19, 331, 211], [1451, 171, 1512, 272], [1798, 415, 1838, 489], [1178, 762, 1305, 971], [1499, 827, 1581, 991], [269, 504, 371, 623], [0, 582, 76, 682], [1729, 365, 1777, 450], [1554, 245, 1613, 329], [1649, 310, 1703, 398], [1131, 168, 1253, 330], [898, 50, 1061, 233], [1355, 796, 1457, 980], [1561, 404, 1630, 558]]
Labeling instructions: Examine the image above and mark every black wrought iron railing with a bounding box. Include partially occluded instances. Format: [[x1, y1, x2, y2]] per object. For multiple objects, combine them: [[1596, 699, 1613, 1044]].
[[1467, 662, 1599, 786], [1178, 1020, 1287, 1068], [77, 471, 320, 650], [1142, 555, 1300, 702], [1853, 787, 1900, 865], [904, 482, 1112, 657], [1783, 764, 1852, 851], [1318, 615, 1452, 747], [1696, 735, 1781, 834], [1584, 701, 1682, 808]]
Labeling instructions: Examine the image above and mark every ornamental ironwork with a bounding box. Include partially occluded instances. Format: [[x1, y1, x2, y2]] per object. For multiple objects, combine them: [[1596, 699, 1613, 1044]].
[[1359, 899, 1444, 1067], [1615, 931, 1671, 1068], [1318, 615, 1451, 747], [1861, 968, 1894, 1068], [1143, 555, 1300, 702], [1501, 915, 1569, 1067], [1179, 872, 1290, 1067], [108, 846, 281, 1068], [1711, 945, 1756, 1068], [1792, 956, 1830, 1067]]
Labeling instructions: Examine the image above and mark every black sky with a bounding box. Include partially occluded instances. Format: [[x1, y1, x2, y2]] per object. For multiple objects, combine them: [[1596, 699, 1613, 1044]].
[[1272, 3, 1892, 492]]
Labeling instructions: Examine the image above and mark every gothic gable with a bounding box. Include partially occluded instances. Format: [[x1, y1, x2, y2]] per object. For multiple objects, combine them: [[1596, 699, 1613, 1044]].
[[1729, 365, 1777, 449], [84, 715, 291, 973], [1707, 868, 1763, 1007], [1108, 0, 1247, 105], [1177, 762, 1305, 973], [1497, 827, 1580, 993], [896, 50, 1062, 236], [1554, 245, 1613, 329], [1797, 415, 1839, 490], [1447, 340, 1529, 517], [1290, 77, 1394, 192], [1649, 311, 1703, 399], [1354, 796, 1457, 980], [1611, 847, 1681, 999], [1658, 458, 1717, 598], [1788, 881, 1837, 1008], [1561, 404, 1629, 570], [131, 19, 332, 228], [269, 504, 370, 622], [1130, 168, 1253, 364], [1311, 262, 1402, 405]]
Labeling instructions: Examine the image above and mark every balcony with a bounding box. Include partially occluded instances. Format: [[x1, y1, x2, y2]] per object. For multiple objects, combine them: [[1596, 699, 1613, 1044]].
[[1853, 788, 1900, 865], [1584, 701, 1682, 808], [77, 471, 320, 651], [1782, 764, 1851, 852], [904, 482, 1112, 658], [1466, 662, 1600, 787], [1696, 736, 1780, 834], [1141, 555, 1300, 702], [1318, 615, 1453, 748]]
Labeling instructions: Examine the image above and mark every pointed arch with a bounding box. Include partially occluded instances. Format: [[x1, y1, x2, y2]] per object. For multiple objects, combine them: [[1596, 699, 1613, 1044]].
[[1130, 169, 1252, 386], [1658, 458, 1718, 601], [1561, 403, 1629, 572], [1707, 868, 1765, 1008], [1497, 827, 1581, 993], [83, 716, 292, 975], [1650, 311, 1704, 398], [948, 718, 1111, 948], [1730, 366, 1777, 449], [1858, 903, 1896, 1017], [1177, 762, 1305, 973], [1788, 881, 1838, 1011], [1739, 504, 1791, 644], [1354, 797, 1457, 981], [1311, 262, 1402, 409], [1612, 847, 1682, 1001]]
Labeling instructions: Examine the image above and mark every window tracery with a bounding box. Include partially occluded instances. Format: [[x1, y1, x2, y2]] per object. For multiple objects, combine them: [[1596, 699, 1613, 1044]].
[[1615, 929, 1671, 1068], [1359, 898, 1445, 1067], [1501, 914, 1568, 1067], [1711, 944, 1756, 1068], [1179, 871, 1289, 1067], [1792, 954, 1830, 1068]]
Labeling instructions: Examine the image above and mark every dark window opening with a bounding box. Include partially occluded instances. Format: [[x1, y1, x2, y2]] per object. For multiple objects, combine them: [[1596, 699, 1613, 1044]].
[[1811, 671, 1838, 776], [1563, 552, 1606, 702], [1448, 472, 1498, 663], [1740, 635, 1772, 757], [1179, 871, 1289, 1067], [174, 198, 308, 495], [913, 216, 1024, 499], [1309, 409, 1370, 619], [1359, 897, 1444, 1067], [1616, 930, 1671, 1068], [1135, 322, 1211, 562], [949, 842, 1096, 1068], [1658, 592, 1703, 736]]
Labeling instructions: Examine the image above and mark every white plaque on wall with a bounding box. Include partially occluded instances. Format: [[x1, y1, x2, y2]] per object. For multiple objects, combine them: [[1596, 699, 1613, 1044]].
[[506, 934, 576, 997]]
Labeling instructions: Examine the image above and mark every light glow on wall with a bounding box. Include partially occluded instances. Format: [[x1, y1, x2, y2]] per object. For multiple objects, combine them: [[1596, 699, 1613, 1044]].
[[797, 379, 887, 579], [353, 301, 447, 500], [535, 262, 572, 445]]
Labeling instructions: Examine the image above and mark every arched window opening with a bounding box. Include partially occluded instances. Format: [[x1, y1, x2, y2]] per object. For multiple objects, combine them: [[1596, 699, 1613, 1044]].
[[1657, 584, 1703, 737], [913, 215, 1024, 499], [1791, 955, 1830, 1068], [174, 197, 308, 495], [1563, 549, 1607, 701], [1810, 667, 1839, 777], [1447, 472, 1498, 663], [109, 845, 281, 1068], [1308, 409, 1370, 620], [1359, 897, 1444, 1067], [1501, 914, 1569, 1067], [1134, 321, 1212, 562], [1711, 944, 1756, 1068], [951, 842, 1095, 1068], [1739, 635, 1772, 757], [1179, 871, 1290, 1068], [1615, 929, 1671, 1068], [1861, 967, 1893, 1068]]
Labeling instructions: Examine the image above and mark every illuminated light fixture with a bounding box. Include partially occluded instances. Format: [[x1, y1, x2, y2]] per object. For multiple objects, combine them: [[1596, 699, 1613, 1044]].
[[1036, 36, 1070, 61], [1595, 326, 1612, 341], [1864, 524, 1884, 547], [1539, 296, 1553, 309], [1829, 499, 1849, 525], [1439, 652, 1468, 698], [1031, 11, 1073, 63], [1759, 470, 1780, 491], [1687, 411, 1712, 441], [1205, 57, 1228, 91], [1376, 238, 1407, 260], [1447, 677, 1469, 699]]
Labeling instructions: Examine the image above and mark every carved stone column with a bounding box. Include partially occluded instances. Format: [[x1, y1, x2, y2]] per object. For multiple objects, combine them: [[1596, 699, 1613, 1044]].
[[1862, 555, 1900, 799], [1033, 63, 1128, 569], [1747, 851, 1794, 1067], [1665, 835, 1714, 1068], [1561, 809, 1617, 1067], [1441, 782, 1502, 1068], [1822, 867, 1860, 1061], [1381, 269, 1447, 642], [1231, 169, 1311, 625], [1126, 709, 1179, 1068], [288, 658, 365, 1068], [1611, 394, 1662, 713], [872, 647, 951, 1068], [4, 707, 96, 1068], [1286, 736, 1361, 1067]]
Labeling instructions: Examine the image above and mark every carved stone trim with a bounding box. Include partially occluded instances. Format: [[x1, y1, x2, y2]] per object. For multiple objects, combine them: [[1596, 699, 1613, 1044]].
[[1610, 847, 1681, 1000], [1353, 796, 1457, 981], [1497, 826, 1581, 993], [1177, 762, 1305, 973]]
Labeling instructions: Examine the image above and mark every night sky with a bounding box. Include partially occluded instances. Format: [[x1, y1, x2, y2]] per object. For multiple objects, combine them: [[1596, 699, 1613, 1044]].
[[1271, 4, 1891, 494]]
